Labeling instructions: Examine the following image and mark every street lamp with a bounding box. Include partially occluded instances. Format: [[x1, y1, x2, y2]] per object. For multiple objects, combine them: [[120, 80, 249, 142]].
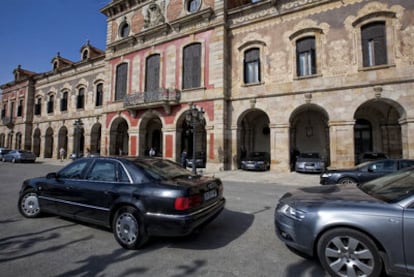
[[73, 118, 83, 158], [185, 104, 205, 174]]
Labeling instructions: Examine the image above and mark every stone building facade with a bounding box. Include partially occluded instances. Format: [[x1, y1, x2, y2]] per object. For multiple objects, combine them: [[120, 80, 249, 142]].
[[1, 0, 414, 172]]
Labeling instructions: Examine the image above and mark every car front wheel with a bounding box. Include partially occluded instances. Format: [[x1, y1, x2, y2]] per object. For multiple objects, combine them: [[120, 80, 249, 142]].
[[113, 206, 148, 249], [338, 177, 357, 185], [317, 227, 383, 277], [18, 190, 41, 218]]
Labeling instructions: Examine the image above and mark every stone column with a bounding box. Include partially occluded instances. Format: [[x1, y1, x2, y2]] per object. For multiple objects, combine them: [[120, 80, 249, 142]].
[[400, 118, 414, 159], [271, 123, 290, 172], [328, 121, 355, 168]]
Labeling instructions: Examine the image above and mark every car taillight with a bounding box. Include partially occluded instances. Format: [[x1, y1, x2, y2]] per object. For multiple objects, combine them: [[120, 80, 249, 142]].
[[174, 194, 202, 210]]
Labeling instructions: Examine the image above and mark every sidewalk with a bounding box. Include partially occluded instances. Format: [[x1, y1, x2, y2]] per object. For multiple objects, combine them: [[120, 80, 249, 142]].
[[37, 158, 320, 186]]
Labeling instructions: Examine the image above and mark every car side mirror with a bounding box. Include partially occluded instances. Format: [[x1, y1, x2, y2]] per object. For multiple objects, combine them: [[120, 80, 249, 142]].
[[46, 172, 57, 179]]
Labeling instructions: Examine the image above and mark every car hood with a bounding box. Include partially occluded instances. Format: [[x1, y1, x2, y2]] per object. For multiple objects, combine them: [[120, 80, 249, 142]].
[[279, 184, 382, 208], [243, 157, 265, 162]]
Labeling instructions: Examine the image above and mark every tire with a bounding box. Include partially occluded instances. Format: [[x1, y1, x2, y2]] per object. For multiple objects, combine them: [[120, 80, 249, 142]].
[[18, 189, 41, 218], [317, 228, 383, 277], [338, 177, 357, 185], [112, 206, 148, 249]]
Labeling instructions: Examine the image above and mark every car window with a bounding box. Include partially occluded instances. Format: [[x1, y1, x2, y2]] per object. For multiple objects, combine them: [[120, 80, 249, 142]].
[[86, 161, 117, 182], [58, 160, 89, 179], [368, 160, 396, 172], [134, 159, 192, 179], [400, 160, 414, 169], [117, 164, 130, 183]]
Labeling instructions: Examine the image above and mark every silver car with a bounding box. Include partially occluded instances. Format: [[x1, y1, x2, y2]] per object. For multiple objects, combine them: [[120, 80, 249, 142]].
[[295, 152, 325, 173], [275, 168, 414, 277]]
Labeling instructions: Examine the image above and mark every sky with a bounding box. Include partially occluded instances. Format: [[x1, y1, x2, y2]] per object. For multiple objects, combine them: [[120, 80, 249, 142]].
[[0, 0, 111, 86]]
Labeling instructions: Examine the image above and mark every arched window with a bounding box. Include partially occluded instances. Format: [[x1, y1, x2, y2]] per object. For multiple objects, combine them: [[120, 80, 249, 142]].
[[244, 48, 261, 84], [61, 91, 68, 112], [47, 95, 54, 114], [296, 37, 316, 77], [77, 88, 85, 109], [96, 83, 103, 107], [361, 21, 387, 67]]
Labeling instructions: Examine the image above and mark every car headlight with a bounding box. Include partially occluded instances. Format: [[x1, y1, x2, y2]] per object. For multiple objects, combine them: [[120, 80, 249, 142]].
[[278, 204, 305, 220], [321, 172, 332, 177]]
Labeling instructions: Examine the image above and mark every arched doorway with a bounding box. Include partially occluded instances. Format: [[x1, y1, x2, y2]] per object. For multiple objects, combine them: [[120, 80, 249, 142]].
[[44, 127, 54, 158], [15, 132, 22, 149], [110, 117, 129, 156], [290, 104, 330, 170], [58, 126, 68, 157], [33, 129, 41, 157], [177, 112, 206, 167], [90, 123, 101, 154], [140, 117, 162, 156], [354, 99, 403, 162], [0, 134, 5, 147], [237, 109, 271, 168]]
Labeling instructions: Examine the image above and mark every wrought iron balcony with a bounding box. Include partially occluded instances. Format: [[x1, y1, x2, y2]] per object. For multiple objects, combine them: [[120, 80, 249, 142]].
[[124, 88, 181, 115], [2, 116, 14, 129]]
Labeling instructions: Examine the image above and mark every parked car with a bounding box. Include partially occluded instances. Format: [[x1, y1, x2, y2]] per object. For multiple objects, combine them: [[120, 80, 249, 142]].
[[0, 147, 11, 159], [2, 149, 36, 163], [320, 159, 414, 185], [275, 168, 414, 277], [356, 152, 388, 165], [295, 152, 325, 173], [186, 151, 206, 168], [240, 151, 270, 171], [18, 156, 225, 249]]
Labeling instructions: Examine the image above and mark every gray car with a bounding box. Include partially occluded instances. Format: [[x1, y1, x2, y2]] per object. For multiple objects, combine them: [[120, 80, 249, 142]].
[[275, 168, 414, 277]]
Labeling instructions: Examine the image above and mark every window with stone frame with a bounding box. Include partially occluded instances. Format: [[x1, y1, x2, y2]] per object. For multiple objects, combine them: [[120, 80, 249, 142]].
[[145, 54, 161, 92], [296, 37, 316, 77], [61, 91, 68, 112], [77, 88, 85, 109], [34, 98, 42, 115], [10, 102, 14, 118], [17, 99, 23, 117], [186, 0, 201, 13], [115, 63, 128, 101], [95, 83, 103, 107], [1, 104, 6, 118], [244, 48, 261, 84], [183, 43, 201, 89], [47, 95, 54, 114], [119, 21, 130, 38], [361, 21, 387, 67]]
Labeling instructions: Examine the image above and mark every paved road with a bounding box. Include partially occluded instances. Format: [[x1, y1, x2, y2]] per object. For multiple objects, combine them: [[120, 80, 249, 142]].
[[0, 161, 326, 277]]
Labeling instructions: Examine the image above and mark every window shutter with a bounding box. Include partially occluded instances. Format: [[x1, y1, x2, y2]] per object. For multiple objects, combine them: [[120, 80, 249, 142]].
[[183, 43, 201, 89], [145, 55, 160, 92], [115, 63, 128, 100]]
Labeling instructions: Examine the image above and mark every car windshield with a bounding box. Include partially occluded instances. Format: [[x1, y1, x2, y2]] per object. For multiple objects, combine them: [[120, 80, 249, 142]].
[[133, 159, 193, 180], [358, 169, 414, 203], [298, 153, 320, 159], [248, 152, 266, 158]]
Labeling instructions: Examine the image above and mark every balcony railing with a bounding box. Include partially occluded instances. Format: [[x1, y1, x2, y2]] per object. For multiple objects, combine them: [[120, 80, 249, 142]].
[[124, 88, 181, 114], [2, 116, 14, 128]]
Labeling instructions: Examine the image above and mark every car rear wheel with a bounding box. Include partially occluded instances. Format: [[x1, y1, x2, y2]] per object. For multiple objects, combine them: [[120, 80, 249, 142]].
[[113, 206, 148, 249], [317, 228, 383, 277], [18, 190, 41, 218], [338, 177, 356, 185]]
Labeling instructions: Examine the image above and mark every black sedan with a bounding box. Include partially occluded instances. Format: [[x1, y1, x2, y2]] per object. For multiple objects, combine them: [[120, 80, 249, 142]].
[[18, 156, 225, 249], [320, 159, 414, 185], [275, 168, 414, 277]]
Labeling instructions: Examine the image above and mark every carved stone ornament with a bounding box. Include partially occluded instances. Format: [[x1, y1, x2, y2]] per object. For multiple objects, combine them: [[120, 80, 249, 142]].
[[144, 1, 166, 29]]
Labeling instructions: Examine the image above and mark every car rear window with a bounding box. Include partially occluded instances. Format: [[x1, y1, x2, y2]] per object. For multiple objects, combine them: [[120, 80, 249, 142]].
[[133, 159, 192, 180]]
